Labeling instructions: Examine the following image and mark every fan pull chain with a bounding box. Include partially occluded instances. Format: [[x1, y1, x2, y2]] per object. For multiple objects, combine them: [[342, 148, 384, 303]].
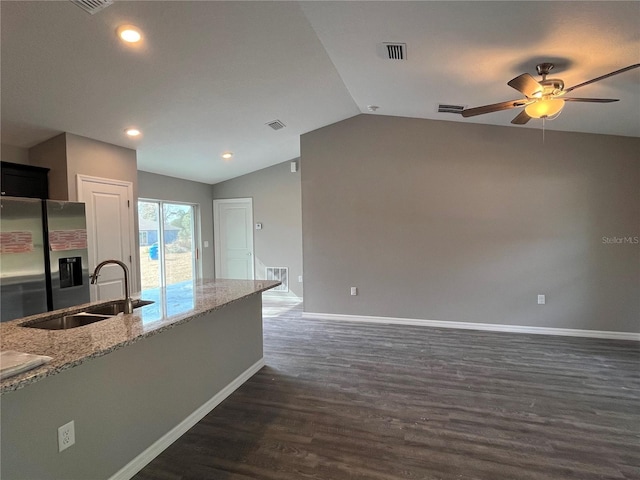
[[542, 118, 546, 143]]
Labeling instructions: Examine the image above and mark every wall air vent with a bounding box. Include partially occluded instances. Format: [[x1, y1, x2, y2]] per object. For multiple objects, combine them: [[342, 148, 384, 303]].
[[438, 104, 465, 114], [384, 43, 407, 60], [266, 120, 286, 131], [70, 0, 113, 15], [266, 267, 289, 292]]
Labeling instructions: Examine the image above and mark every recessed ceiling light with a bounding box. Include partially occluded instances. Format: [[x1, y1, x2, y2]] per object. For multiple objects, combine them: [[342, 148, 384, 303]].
[[222, 152, 234, 160], [125, 128, 141, 137], [117, 25, 142, 44]]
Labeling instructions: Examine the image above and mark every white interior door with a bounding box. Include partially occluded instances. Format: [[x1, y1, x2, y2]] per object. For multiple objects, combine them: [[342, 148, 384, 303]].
[[77, 175, 135, 301], [213, 198, 254, 279]]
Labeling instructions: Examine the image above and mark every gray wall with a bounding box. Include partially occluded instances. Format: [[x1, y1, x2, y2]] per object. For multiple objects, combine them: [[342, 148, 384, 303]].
[[301, 114, 640, 333], [65, 133, 138, 204], [1, 143, 29, 165], [213, 160, 303, 297], [138, 170, 215, 280], [0, 295, 263, 480], [28, 133, 139, 203], [28, 133, 68, 201]]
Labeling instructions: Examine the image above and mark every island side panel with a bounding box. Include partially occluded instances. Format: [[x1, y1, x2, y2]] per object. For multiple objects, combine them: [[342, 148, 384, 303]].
[[0, 294, 263, 480]]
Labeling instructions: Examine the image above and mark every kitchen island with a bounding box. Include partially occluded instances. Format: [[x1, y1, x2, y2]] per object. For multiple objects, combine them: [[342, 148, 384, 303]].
[[0, 279, 279, 480]]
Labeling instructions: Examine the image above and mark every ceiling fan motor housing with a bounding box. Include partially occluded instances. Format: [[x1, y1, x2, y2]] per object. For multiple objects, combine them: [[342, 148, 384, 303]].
[[535, 63, 564, 96], [536, 62, 555, 77], [540, 79, 565, 96]]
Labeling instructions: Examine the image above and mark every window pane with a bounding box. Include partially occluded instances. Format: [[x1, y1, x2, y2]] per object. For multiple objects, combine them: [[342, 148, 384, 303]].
[[162, 203, 194, 287], [138, 201, 162, 290]]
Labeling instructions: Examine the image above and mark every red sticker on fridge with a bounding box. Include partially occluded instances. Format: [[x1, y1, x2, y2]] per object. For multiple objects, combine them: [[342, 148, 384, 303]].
[[48, 230, 88, 251], [0, 232, 34, 254]]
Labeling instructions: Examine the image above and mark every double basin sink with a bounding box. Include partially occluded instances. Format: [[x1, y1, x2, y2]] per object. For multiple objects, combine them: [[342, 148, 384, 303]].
[[21, 299, 154, 330]]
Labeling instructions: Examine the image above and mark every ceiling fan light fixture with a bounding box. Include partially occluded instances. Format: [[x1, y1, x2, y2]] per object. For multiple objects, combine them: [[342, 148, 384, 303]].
[[525, 98, 565, 119]]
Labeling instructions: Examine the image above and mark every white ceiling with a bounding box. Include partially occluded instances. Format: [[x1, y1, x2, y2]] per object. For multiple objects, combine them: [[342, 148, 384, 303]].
[[2, 1, 638, 184]]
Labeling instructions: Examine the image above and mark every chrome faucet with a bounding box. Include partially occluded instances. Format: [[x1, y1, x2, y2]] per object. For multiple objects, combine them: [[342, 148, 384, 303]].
[[90, 259, 133, 314]]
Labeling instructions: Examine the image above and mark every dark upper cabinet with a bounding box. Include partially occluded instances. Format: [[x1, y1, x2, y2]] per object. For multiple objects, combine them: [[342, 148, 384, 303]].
[[1, 161, 50, 199]]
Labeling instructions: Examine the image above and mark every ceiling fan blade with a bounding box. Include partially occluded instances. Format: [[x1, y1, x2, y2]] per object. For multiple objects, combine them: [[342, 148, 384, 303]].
[[461, 99, 531, 118], [511, 110, 531, 125], [563, 97, 619, 103], [563, 64, 640, 93], [507, 73, 543, 98]]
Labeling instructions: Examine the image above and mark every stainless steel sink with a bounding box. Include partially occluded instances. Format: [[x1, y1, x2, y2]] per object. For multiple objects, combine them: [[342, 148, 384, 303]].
[[85, 299, 154, 316], [23, 313, 113, 330], [21, 299, 154, 330]]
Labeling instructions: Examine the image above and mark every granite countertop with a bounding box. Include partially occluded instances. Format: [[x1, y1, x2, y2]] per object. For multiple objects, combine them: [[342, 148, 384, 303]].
[[0, 279, 279, 394]]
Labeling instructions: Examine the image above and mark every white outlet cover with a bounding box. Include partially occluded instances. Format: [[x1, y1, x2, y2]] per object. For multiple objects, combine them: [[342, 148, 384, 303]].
[[58, 420, 75, 452], [350, 287, 358, 296], [537, 294, 546, 305]]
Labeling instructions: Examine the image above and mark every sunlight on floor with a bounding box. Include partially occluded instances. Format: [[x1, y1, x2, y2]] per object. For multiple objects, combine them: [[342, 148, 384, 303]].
[[262, 293, 303, 318]]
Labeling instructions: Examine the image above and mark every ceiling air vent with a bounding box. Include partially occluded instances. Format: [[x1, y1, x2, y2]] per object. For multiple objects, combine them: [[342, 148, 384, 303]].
[[384, 43, 407, 60], [438, 104, 465, 114], [69, 0, 113, 15], [266, 120, 286, 131]]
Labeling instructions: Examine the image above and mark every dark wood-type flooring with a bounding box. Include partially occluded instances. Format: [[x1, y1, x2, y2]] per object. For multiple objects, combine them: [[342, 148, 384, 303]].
[[134, 298, 640, 480]]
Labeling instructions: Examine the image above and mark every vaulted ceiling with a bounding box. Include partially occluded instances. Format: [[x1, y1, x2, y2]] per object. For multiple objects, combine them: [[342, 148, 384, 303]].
[[2, 1, 638, 184]]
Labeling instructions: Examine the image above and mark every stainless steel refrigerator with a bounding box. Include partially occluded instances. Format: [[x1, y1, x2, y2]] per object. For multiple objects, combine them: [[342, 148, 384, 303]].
[[0, 196, 90, 322]]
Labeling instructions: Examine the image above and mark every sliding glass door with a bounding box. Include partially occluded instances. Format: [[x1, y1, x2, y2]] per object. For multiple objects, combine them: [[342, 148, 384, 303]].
[[138, 200, 197, 291]]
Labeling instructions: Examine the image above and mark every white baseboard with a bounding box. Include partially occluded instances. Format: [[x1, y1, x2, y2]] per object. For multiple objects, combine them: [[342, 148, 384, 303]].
[[301, 312, 640, 341], [109, 358, 265, 480]]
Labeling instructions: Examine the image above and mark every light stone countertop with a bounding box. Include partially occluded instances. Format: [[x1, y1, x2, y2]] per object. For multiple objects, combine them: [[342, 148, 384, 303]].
[[0, 279, 279, 394]]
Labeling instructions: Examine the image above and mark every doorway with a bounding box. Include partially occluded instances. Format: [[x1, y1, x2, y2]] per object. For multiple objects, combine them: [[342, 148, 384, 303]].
[[77, 175, 135, 302], [213, 198, 254, 279], [138, 200, 198, 291]]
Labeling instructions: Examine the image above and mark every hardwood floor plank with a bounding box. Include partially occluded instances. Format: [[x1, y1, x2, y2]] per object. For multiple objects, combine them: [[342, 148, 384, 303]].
[[134, 299, 640, 480]]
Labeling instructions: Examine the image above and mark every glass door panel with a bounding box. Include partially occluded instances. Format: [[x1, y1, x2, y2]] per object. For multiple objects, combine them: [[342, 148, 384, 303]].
[[138, 200, 197, 296], [138, 201, 162, 291], [162, 203, 195, 287]]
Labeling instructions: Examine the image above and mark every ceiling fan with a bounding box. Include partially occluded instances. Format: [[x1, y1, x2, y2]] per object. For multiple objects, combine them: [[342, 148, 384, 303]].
[[461, 63, 640, 124]]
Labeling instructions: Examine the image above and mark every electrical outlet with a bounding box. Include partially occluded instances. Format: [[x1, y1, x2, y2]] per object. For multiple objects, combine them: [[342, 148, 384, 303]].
[[350, 286, 358, 296], [298, 275, 303, 283], [537, 294, 546, 305], [58, 420, 75, 452]]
